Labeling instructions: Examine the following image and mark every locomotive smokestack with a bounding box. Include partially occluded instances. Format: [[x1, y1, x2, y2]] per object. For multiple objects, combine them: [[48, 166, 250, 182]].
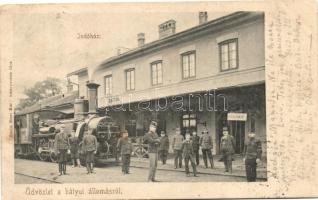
[[74, 98, 88, 120], [86, 81, 100, 114]]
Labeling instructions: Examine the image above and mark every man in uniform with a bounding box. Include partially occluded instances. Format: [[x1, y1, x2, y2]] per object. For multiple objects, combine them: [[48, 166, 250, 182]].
[[158, 131, 169, 165], [54, 124, 70, 176], [220, 127, 235, 173], [82, 128, 98, 174], [117, 130, 133, 174], [68, 130, 82, 168], [192, 131, 200, 165], [200, 130, 214, 168], [243, 132, 262, 182], [143, 121, 160, 182], [172, 128, 184, 169], [181, 133, 198, 177]]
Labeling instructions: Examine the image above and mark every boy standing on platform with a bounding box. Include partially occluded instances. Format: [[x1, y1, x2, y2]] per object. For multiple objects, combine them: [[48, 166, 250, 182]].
[[182, 133, 198, 177]]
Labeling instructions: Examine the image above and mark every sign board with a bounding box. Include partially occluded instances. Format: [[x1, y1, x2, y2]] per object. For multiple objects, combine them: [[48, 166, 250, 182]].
[[106, 96, 121, 105], [227, 112, 247, 121]]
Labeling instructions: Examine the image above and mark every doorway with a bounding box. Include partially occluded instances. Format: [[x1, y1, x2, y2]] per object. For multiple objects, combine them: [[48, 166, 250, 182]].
[[228, 121, 245, 154], [217, 112, 245, 154]]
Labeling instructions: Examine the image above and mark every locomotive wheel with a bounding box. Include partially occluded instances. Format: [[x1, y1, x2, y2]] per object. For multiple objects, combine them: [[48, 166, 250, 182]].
[[50, 152, 57, 163]]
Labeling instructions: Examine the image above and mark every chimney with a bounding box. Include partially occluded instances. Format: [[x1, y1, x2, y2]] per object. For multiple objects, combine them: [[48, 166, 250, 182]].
[[137, 33, 145, 47], [86, 82, 100, 114], [159, 20, 176, 39], [199, 11, 208, 24]]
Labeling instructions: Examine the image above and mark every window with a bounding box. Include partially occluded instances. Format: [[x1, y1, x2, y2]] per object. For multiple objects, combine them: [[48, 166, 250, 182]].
[[182, 114, 197, 128], [125, 68, 135, 91], [181, 51, 196, 79], [104, 75, 112, 96], [181, 113, 197, 135], [151, 61, 163, 85], [219, 39, 238, 71]]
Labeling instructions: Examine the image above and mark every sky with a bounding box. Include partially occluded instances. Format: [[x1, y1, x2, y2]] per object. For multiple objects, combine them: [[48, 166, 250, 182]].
[[12, 7, 229, 104]]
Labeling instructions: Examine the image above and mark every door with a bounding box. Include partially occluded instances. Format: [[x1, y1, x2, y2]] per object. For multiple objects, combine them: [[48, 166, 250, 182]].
[[217, 112, 245, 154], [125, 120, 136, 137], [157, 112, 166, 135], [228, 121, 245, 154]]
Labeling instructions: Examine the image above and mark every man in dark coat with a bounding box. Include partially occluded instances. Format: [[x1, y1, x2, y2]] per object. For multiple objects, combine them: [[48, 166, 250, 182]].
[[117, 130, 133, 174], [220, 127, 235, 173], [158, 131, 169, 164], [181, 134, 198, 177], [172, 128, 184, 169], [82, 128, 98, 174], [243, 132, 262, 182], [200, 130, 214, 168], [54, 124, 70, 176], [68, 130, 82, 168], [192, 131, 200, 165], [143, 121, 160, 182]]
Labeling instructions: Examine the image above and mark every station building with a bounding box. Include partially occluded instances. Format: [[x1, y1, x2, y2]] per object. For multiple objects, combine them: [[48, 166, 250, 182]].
[[67, 12, 266, 155]]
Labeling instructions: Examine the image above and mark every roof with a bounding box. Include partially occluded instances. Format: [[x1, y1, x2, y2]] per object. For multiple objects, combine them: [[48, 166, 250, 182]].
[[68, 11, 263, 76], [67, 67, 88, 77], [16, 90, 78, 116]]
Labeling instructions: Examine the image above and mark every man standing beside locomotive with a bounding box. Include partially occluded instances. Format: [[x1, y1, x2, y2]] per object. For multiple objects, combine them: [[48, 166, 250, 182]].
[[68, 130, 82, 168], [54, 124, 70, 176], [243, 131, 262, 182], [220, 127, 235, 173], [82, 128, 98, 174], [200, 129, 214, 169], [143, 121, 160, 182], [172, 128, 184, 169]]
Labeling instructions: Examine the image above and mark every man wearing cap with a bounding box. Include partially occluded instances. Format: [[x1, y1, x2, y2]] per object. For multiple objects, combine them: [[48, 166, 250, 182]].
[[82, 128, 98, 174], [117, 130, 133, 174], [220, 127, 235, 173], [243, 132, 262, 182], [158, 131, 169, 165], [54, 124, 70, 175], [200, 130, 214, 168], [143, 121, 160, 182], [192, 131, 200, 165], [68, 130, 82, 168], [172, 128, 184, 169]]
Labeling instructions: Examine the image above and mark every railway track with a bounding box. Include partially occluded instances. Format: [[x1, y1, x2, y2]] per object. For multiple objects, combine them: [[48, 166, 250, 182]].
[[15, 172, 62, 184]]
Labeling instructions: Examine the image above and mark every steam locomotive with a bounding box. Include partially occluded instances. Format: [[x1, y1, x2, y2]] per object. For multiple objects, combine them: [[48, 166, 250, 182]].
[[14, 109, 121, 163]]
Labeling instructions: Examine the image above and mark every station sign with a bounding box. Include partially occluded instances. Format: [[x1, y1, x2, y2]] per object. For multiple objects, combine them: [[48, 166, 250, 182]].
[[227, 112, 247, 121]]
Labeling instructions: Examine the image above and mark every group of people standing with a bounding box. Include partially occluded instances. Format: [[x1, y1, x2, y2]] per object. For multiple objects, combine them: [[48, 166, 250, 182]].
[[54, 124, 98, 176], [54, 121, 262, 182], [141, 121, 262, 182]]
